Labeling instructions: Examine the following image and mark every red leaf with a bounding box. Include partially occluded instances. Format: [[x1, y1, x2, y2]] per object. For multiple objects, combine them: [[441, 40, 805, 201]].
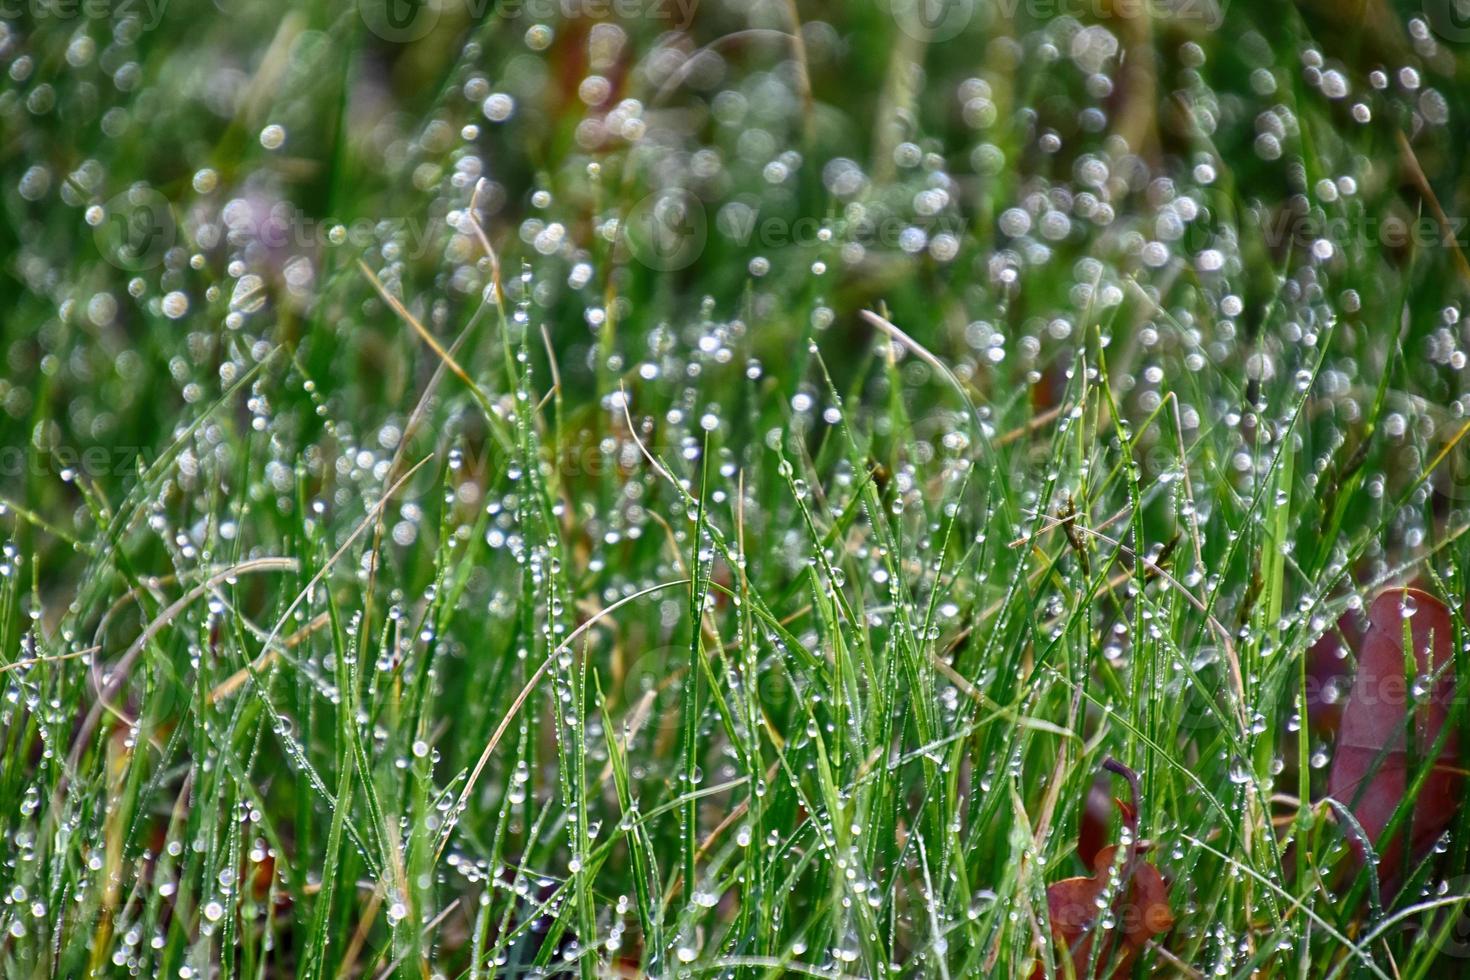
[[1037, 844, 1175, 979], [1034, 760, 1174, 979], [1327, 587, 1463, 884]]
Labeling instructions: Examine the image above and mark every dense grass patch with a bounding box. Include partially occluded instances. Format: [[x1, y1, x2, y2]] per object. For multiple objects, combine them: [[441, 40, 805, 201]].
[[3, 0, 1470, 975]]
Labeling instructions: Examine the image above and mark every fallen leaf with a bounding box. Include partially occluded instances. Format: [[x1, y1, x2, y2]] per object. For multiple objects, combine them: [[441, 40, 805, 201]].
[[1327, 587, 1463, 885], [1035, 759, 1175, 980]]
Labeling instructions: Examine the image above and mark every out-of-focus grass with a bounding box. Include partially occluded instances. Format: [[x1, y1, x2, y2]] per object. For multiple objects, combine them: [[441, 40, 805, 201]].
[[2, 0, 1470, 976]]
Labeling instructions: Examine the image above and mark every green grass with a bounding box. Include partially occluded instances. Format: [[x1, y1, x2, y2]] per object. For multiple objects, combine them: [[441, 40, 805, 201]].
[[3, 0, 1470, 976]]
